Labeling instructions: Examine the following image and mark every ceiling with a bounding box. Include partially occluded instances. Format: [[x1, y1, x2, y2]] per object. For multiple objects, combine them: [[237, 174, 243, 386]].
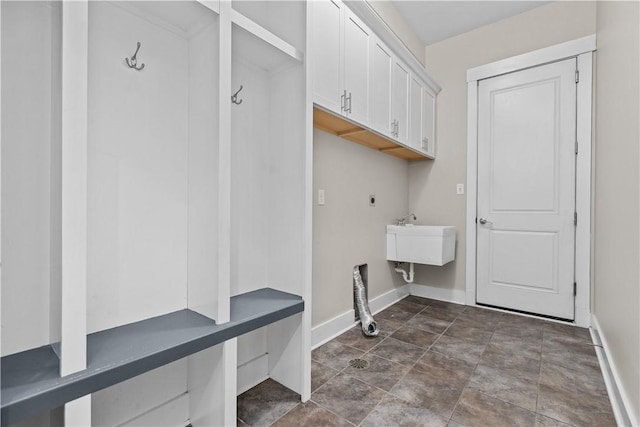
[[391, 1, 550, 46]]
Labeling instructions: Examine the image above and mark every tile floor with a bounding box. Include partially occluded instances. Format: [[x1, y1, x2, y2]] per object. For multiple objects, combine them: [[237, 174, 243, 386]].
[[237, 296, 616, 427]]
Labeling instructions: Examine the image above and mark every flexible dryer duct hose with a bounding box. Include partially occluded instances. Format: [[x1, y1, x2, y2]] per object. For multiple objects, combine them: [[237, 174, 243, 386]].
[[353, 266, 380, 337]]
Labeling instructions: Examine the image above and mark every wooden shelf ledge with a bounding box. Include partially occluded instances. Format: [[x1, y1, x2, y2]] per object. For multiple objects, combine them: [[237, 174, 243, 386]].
[[1, 288, 304, 426], [313, 107, 431, 161]]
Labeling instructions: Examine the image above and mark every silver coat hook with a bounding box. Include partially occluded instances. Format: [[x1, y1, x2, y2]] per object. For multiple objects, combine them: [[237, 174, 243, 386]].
[[125, 41, 145, 71], [231, 85, 243, 105]]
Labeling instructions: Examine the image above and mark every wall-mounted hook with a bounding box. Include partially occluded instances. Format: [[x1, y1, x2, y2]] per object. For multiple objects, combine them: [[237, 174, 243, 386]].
[[231, 85, 243, 105], [125, 42, 145, 71]]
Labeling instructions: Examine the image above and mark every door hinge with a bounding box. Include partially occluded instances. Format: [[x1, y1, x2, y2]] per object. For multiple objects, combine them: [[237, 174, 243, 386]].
[[574, 282, 577, 296], [575, 70, 579, 84], [574, 212, 577, 226], [575, 140, 579, 155]]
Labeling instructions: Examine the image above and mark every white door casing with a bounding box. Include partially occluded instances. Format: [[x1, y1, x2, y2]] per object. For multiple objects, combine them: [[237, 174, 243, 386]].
[[476, 58, 577, 320]]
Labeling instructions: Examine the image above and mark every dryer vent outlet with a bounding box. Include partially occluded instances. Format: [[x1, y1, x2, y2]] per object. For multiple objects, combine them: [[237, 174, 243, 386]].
[[353, 264, 379, 337]]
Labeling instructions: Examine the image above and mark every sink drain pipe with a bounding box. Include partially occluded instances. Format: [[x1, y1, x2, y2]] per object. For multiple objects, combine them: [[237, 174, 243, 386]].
[[394, 262, 414, 284], [353, 266, 380, 337]]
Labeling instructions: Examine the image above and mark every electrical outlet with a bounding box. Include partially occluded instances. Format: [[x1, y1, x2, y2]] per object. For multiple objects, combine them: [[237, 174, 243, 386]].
[[456, 184, 465, 195], [318, 189, 325, 205]]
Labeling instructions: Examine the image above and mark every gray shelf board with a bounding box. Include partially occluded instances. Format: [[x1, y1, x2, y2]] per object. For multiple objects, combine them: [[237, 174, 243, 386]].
[[1, 287, 304, 425]]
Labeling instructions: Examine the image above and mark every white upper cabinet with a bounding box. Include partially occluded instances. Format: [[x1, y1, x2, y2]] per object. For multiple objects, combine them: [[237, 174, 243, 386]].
[[370, 36, 393, 137], [312, 0, 344, 113], [343, 8, 371, 124], [311, 0, 441, 160], [391, 59, 410, 144], [409, 75, 436, 157], [421, 88, 436, 157], [312, 0, 370, 121], [409, 75, 423, 150]]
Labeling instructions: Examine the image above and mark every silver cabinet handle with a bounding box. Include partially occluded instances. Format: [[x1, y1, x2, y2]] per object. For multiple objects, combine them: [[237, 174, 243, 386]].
[[340, 90, 347, 112], [422, 137, 429, 149], [347, 92, 352, 114], [478, 217, 493, 225]]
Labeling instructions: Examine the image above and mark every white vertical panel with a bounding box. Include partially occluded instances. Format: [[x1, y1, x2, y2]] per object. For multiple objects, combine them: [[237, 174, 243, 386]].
[[268, 314, 303, 395], [0, 0, 3, 366], [225, 340, 238, 426], [218, 0, 232, 323], [61, 2, 89, 424], [49, 1, 63, 350], [65, 396, 91, 427], [302, 0, 313, 401], [61, 0, 87, 377]]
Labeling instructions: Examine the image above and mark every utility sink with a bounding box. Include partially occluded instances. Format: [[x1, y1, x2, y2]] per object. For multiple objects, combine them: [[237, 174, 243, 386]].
[[386, 225, 456, 266]]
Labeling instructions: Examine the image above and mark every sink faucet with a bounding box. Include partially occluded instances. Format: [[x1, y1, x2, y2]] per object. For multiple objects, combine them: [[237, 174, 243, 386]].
[[396, 213, 417, 226]]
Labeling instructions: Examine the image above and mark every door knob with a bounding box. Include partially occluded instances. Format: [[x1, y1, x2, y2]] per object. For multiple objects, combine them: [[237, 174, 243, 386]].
[[478, 217, 493, 225]]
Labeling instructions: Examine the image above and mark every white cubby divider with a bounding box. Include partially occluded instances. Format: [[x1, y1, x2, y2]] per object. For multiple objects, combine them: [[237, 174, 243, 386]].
[[1, 1, 311, 426]]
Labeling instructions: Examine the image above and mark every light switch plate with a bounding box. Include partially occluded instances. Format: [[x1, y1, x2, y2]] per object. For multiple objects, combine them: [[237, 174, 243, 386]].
[[456, 184, 465, 195], [318, 189, 325, 205]]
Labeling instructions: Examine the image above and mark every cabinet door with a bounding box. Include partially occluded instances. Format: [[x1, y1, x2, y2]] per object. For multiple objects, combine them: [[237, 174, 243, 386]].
[[421, 88, 436, 156], [312, 0, 344, 114], [392, 60, 410, 144], [409, 75, 423, 150], [370, 36, 393, 136], [343, 9, 371, 123]]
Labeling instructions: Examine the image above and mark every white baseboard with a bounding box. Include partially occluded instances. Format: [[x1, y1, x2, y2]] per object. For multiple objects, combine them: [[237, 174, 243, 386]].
[[591, 315, 638, 427], [311, 285, 409, 349], [369, 284, 410, 314], [237, 353, 269, 396], [410, 283, 466, 305]]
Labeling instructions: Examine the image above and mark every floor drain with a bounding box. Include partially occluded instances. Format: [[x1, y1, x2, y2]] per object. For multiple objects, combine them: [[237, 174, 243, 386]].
[[349, 358, 370, 369]]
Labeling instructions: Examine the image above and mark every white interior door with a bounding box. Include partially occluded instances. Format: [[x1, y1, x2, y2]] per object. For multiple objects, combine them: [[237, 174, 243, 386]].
[[476, 58, 577, 320]]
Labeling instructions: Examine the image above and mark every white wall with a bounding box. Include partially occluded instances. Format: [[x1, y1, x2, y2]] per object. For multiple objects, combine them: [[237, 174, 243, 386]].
[[312, 129, 409, 327], [409, 1, 596, 295], [87, 2, 190, 333], [593, 1, 640, 423]]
